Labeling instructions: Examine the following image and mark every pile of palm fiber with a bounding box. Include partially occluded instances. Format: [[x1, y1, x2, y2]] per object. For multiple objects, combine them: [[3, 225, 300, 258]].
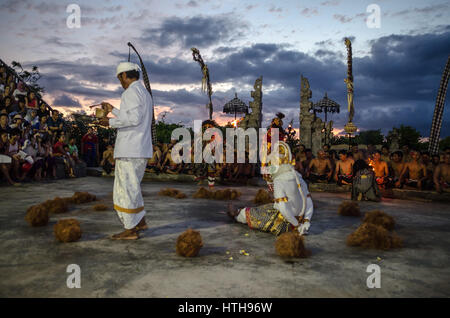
[[193, 187, 241, 200], [338, 201, 361, 217], [25, 204, 50, 227], [363, 210, 395, 230], [158, 188, 187, 199], [176, 229, 203, 257], [54, 219, 82, 243], [93, 204, 108, 211], [347, 222, 402, 250], [275, 232, 311, 258], [253, 189, 273, 204], [68, 192, 97, 204]]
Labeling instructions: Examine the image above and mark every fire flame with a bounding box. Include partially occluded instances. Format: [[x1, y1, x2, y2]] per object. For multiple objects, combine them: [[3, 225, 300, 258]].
[[367, 158, 375, 170]]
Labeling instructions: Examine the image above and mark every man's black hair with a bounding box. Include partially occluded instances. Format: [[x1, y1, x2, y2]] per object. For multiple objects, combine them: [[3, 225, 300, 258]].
[[421, 151, 430, 156], [305, 148, 312, 153], [381, 144, 389, 150], [124, 70, 140, 80], [0, 129, 7, 135], [10, 128, 20, 136], [393, 150, 403, 158], [338, 150, 347, 155], [374, 150, 382, 155]]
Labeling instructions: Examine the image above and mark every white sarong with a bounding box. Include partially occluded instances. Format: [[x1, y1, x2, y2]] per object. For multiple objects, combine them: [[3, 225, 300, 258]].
[[0, 154, 12, 164], [113, 158, 147, 229]]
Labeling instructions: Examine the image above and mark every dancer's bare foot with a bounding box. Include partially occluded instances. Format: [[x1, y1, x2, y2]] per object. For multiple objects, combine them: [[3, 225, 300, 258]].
[[110, 228, 139, 240], [136, 218, 148, 231], [227, 203, 240, 220]]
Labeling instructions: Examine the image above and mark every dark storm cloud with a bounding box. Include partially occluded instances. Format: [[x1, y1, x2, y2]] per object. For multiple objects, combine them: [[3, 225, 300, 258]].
[[140, 15, 246, 49], [29, 28, 449, 136], [53, 94, 81, 107]]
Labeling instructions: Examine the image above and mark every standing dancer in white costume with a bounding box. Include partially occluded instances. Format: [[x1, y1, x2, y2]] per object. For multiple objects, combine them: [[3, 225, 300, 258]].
[[99, 62, 153, 240]]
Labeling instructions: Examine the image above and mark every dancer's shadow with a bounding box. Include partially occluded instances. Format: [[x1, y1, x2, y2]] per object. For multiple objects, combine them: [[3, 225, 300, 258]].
[[141, 219, 227, 238]]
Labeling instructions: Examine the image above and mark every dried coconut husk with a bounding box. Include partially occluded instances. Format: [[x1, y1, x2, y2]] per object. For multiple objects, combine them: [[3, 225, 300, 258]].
[[338, 201, 361, 217], [25, 204, 49, 227], [54, 219, 82, 243], [69, 192, 96, 204], [346, 222, 402, 250], [93, 204, 108, 211], [193, 187, 211, 199], [38, 197, 69, 214], [253, 189, 273, 204], [363, 210, 395, 230], [193, 187, 241, 200], [275, 232, 311, 258], [158, 188, 187, 199], [176, 228, 203, 257]]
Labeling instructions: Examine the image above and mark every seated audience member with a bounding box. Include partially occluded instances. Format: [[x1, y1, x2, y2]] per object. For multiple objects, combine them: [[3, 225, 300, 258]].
[[33, 115, 49, 137], [296, 144, 307, 165], [42, 136, 56, 179], [367, 144, 376, 158], [322, 144, 331, 159], [0, 113, 11, 134], [22, 135, 44, 181], [307, 150, 333, 183], [9, 100, 27, 118], [421, 151, 434, 189], [372, 150, 391, 188], [391, 151, 405, 188], [9, 114, 24, 130], [24, 109, 39, 126], [81, 127, 98, 167], [334, 150, 354, 185], [432, 154, 441, 166], [2, 96, 16, 114], [163, 141, 183, 175], [294, 156, 305, 175], [147, 144, 162, 173], [100, 144, 115, 175], [381, 145, 391, 163], [37, 102, 50, 119], [7, 128, 25, 181], [0, 129, 19, 185], [349, 144, 364, 161], [434, 153, 450, 193], [302, 148, 313, 176], [13, 82, 27, 103], [2, 86, 11, 101], [401, 144, 412, 163], [47, 109, 64, 136], [68, 137, 80, 163], [25, 91, 38, 109], [398, 150, 427, 190], [53, 133, 75, 178], [351, 159, 381, 202]]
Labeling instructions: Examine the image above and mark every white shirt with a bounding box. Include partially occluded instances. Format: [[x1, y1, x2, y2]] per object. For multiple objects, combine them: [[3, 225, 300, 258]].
[[109, 80, 153, 159]]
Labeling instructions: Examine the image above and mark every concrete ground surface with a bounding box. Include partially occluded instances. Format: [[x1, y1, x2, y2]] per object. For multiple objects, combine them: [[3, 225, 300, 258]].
[[0, 176, 449, 298]]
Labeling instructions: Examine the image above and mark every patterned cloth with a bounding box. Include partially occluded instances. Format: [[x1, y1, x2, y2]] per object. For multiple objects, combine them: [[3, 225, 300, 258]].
[[238, 204, 293, 236], [113, 158, 147, 229]]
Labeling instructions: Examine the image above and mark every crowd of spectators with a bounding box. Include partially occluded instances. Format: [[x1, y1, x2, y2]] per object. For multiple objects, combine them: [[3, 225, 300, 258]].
[[293, 143, 450, 195], [0, 61, 85, 186]]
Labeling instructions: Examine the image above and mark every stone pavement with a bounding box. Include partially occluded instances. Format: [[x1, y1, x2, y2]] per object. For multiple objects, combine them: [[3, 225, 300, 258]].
[[0, 177, 449, 297]]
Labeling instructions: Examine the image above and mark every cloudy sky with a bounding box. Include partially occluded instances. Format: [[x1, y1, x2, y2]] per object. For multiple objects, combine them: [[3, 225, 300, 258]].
[[0, 0, 449, 137]]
